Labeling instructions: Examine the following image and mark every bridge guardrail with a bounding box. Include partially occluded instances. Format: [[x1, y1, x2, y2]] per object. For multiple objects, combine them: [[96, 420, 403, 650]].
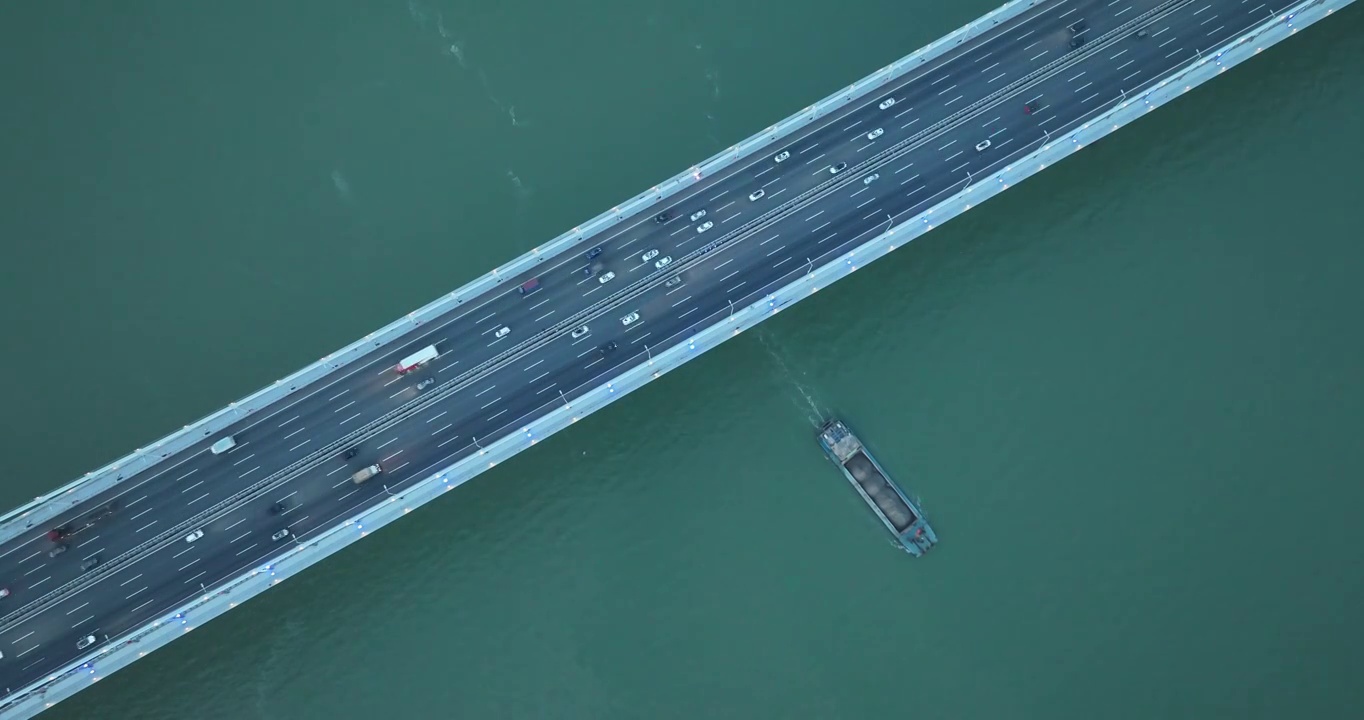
[[0, 0, 1345, 715]]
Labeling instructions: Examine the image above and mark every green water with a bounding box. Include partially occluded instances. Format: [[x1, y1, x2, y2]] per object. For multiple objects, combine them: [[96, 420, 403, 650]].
[[1, 0, 1362, 717]]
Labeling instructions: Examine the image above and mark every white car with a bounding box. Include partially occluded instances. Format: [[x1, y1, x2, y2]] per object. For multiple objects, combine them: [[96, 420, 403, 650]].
[[571, 325, 590, 339], [641, 249, 660, 262], [689, 209, 707, 222], [597, 271, 616, 284], [696, 221, 714, 234], [878, 97, 897, 110], [185, 529, 204, 543], [0, 588, 10, 599], [863, 173, 879, 185], [271, 529, 290, 542], [866, 128, 884, 141], [773, 151, 791, 163], [748, 189, 765, 201], [77, 635, 97, 651], [654, 256, 673, 270], [829, 162, 848, 175], [975, 139, 992, 152], [495, 326, 510, 338], [621, 312, 640, 326]]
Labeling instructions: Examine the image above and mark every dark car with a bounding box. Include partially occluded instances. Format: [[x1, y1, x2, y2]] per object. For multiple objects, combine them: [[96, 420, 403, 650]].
[[653, 212, 671, 224], [344, 447, 358, 460], [268, 502, 286, 515], [80, 555, 100, 572], [1068, 20, 1087, 34], [599, 341, 617, 353], [1024, 101, 1040, 115], [585, 246, 604, 260], [1068, 34, 1086, 49]]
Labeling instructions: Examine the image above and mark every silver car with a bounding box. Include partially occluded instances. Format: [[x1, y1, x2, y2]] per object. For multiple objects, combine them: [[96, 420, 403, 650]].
[[689, 209, 707, 222], [597, 271, 616, 284], [621, 312, 640, 326], [773, 151, 791, 163], [866, 128, 884, 141], [878, 97, 897, 110], [654, 256, 673, 270], [696, 221, 714, 234], [571, 325, 590, 339], [641, 249, 660, 262]]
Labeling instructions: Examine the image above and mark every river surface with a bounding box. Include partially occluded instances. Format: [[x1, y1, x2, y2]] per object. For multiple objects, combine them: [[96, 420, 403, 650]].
[[1, 0, 1361, 717]]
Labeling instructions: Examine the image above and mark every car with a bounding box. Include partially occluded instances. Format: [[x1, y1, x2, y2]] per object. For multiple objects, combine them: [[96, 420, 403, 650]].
[[571, 325, 590, 339], [748, 189, 765, 201], [654, 256, 673, 270], [80, 555, 100, 572], [0, 588, 11, 599], [185, 529, 204, 543], [696, 221, 714, 234], [773, 151, 791, 163], [689, 209, 707, 222], [653, 212, 671, 223], [866, 128, 884, 141], [598, 271, 616, 284], [416, 378, 435, 390], [48, 544, 68, 558], [878, 97, 897, 110], [1069, 34, 1086, 49], [494, 326, 510, 338], [1133, 28, 1149, 39], [599, 341, 617, 353], [829, 162, 848, 175], [268, 502, 286, 515], [1068, 20, 1088, 34], [664, 275, 684, 288], [641, 249, 659, 262], [271, 529, 290, 542], [621, 312, 640, 326], [585, 246, 604, 260], [77, 635, 97, 651], [1024, 101, 1040, 115], [210, 436, 237, 455], [975, 139, 992, 152], [863, 173, 879, 185]]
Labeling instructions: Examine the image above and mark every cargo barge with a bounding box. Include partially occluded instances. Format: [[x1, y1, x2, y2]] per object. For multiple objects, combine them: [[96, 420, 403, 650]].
[[817, 419, 937, 556]]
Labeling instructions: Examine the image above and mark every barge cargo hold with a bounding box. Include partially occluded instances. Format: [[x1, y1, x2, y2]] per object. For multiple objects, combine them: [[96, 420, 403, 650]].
[[816, 419, 937, 556]]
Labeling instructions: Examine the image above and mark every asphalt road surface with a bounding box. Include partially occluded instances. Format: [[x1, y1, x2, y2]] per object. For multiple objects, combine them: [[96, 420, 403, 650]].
[[0, 0, 1267, 692]]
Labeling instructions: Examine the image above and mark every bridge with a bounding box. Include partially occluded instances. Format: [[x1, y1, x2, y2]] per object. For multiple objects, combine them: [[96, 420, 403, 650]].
[[0, 0, 1349, 715]]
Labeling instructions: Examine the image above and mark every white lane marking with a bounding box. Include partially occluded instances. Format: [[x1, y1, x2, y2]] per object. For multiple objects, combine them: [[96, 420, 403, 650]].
[[327, 390, 349, 403], [235, 543, 260, 557], [283, 426, 306, 440], [980, 61, 999, 74], [333, 400, 355, 413], [382, 450, 403, 462], [900, 173, 921, 186], [130, 507, 154, 521], [188, 492, 210, 505], [944, 95, 963, 106], [474, 385, 497, 397], [183, 570, 207, 586], [175, 469, 198, 483], [529, 371, 551, 383], [65, 602, 90, 616], [677, 308, 698, 320], [773, 257, 792, 269], [1075, 81, 1093, 93], [426, 410, 448, 423], [225, 517, 248, 531], [945, 150, 964, 162], [1030, 50, 1048, 62], [120, 573, 144, 587], [935, 83, 957, 96], [672, 295, 692, 308], [812, 221, 831, 233], [987, 73, 1006, 84], [231, 453, 255, 466], [340, 412, 362, 424], [760, 234, 781, 245], [479, 397, 501, 410], [238, 466, 260, 479], [766, 245, 786, 257], [180, 480, 204, 494], [178, 558, 200, 572], [486, 409, 508, 422], [288, 439, 311, 452], [938, 139, 957, 151], [1068, 71, 1086, 83], [377, 437, 399, 450], [431, 423, 454, 435], [230, 532, 252, 544], [135, 521, 157, 533]]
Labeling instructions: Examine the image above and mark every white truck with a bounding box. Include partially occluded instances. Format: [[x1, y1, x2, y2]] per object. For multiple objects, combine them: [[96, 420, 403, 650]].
[[351, 463, 383, 485]]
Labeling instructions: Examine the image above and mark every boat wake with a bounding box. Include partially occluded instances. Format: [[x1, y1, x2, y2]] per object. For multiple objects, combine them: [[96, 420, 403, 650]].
[[755, 329, 824, 427]]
